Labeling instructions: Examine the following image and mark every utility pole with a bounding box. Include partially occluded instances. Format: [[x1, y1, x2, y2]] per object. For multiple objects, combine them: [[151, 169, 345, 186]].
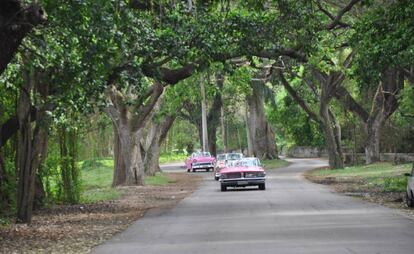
[[200, 74, 209, 152]]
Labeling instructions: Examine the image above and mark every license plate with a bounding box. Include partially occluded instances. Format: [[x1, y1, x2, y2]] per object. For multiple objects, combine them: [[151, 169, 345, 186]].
[[237, 181, 248, 185]]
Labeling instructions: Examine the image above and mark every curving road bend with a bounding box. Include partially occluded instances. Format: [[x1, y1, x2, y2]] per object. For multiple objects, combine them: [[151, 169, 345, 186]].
[[92, 158, 414, 254]]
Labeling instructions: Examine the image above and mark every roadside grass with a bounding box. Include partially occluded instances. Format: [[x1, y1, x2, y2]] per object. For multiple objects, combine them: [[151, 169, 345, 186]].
[[262, 159, 290, 170], [309, 162, 411, 192], [80, 158, 121, 203], [80, 158, 175, 203], [159, 153, 187, 164], [145, 172, 177, 185]]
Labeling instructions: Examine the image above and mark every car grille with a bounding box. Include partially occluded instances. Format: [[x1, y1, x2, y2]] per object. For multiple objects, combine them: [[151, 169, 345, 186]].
[[193, 163, 212, 167], [225, 172, 242, 179], [244, 172, 265, 178]]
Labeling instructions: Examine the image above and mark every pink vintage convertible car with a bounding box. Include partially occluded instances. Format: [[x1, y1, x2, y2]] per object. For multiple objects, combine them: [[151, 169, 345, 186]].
[[185, 152, 216, 172], [219, 157, 266, 191]]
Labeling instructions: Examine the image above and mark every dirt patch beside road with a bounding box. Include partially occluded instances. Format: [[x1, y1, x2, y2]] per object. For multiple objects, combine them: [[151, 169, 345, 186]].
[[304, 167, 414, 219], [0, 173, 202, 254]]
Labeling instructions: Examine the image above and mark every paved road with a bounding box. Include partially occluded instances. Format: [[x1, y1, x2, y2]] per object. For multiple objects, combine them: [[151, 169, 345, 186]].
[[92, 158, 414, 254]]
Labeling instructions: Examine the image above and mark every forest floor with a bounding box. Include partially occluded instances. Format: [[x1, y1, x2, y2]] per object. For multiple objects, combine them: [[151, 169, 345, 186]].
[[304, 163, 414, 219], [0, 173, 202, 254]]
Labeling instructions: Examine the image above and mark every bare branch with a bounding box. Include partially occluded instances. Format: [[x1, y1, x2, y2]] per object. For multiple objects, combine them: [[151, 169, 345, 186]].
[[316, 1, 351, 29], [326, 0, 361, 30]]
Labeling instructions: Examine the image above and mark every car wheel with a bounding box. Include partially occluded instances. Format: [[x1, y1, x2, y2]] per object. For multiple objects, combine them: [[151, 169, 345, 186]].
[[206, 168, 210, 172], [221, 185, 227, 192], [259, 183, 266, 190], [215, 176, 219, 181], [192, 168, 196, 172], [406, 191, 414, 207]]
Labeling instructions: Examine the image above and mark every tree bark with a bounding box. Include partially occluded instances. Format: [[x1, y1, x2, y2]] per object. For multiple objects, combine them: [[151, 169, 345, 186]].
[[105, 80, 163, 186], [118, 124, 144, 185], [320, 101, 344, 168], [364, 113, 382, 164], [16, 67, 49, 223], [144, 115, 176, 176], [247, 81, 278, 160], [112, 122, 126, 186], [33, 174, 45, 210], [206, 73, 224, 156]]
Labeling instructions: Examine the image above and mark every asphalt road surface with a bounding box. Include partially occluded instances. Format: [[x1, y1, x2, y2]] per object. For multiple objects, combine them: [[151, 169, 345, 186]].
[[92, 158, 414, 254]]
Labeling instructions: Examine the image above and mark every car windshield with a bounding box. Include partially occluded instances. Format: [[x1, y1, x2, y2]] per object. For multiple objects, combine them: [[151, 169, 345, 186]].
[[236, 159, 260, 167], [217, 154, 226, 160], [227, 153, 242, 160], [193, 152, 211, 157], [226, 160, 238, 167]]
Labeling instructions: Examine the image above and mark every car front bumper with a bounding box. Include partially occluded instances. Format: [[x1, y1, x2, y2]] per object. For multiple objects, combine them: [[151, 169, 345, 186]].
[[192, 163, 214, 169], [220, 177, 265, 187]]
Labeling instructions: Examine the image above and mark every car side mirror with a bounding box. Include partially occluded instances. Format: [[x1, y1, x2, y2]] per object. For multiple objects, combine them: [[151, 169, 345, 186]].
[[404, 173, 412, 177]]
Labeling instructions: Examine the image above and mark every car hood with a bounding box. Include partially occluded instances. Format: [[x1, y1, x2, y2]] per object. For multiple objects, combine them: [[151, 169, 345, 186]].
[[220, 166, 264, 173], [192, 156, 215, 163]]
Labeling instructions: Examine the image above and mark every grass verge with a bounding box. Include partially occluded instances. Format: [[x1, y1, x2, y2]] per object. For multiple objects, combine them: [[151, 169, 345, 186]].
[[145, 172, 177, 185], [306, 163, 411, 192], [305, 162, 414, 218], [262, 159, 290, 170], [81, 158, 175, 203], [80, 158, 121, 203]]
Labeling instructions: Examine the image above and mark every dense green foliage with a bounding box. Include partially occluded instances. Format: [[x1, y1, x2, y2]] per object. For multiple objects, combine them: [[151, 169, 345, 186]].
[[0, 0, 413, 221]]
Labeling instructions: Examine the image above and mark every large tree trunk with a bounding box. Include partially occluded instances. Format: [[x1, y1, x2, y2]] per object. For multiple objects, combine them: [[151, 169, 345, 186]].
[[16, 67, 35, 223], [247, 81, 278, 160], [208, 125, 218, 156], [105, 81, 163, 186], [320, 101, 344, 169], [112, 123, 126, 186], [365, 113, 383, 164], [33, 174, 45, 210], [0, 0, 46, 75], [117, 123, 144, 185], [16, 104, 35, 223], [144, 114, 176, 176], [16, 67, 49, 223]]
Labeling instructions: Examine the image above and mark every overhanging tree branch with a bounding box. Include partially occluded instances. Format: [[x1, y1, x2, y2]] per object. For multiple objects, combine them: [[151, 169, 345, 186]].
[[278, 71, 320, 123], [334, 86, 369, 122], [316, 1, 351, 29], [326, 0, 361, 30]]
